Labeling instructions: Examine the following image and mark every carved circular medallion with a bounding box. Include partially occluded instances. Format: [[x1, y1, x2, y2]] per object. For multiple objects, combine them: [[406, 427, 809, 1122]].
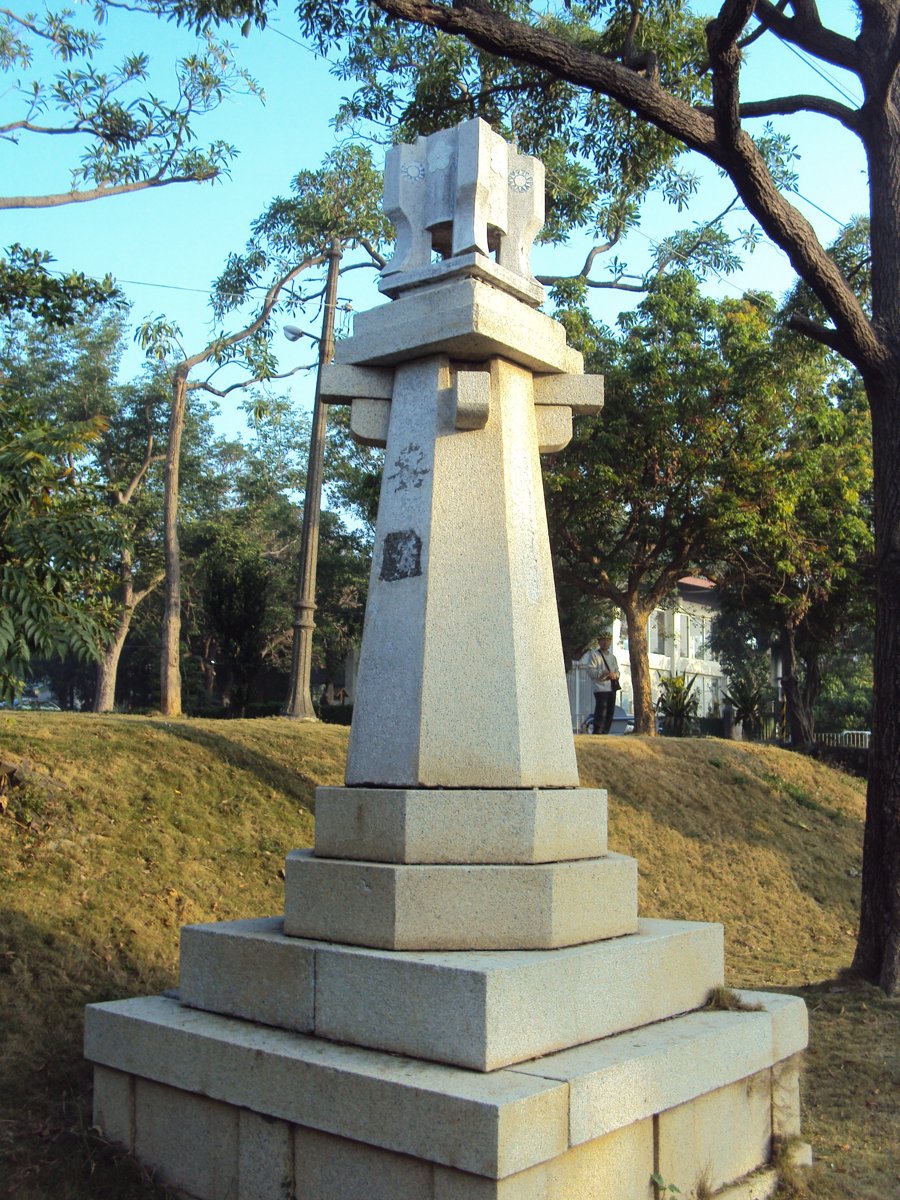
[[401, 161, 426, 182], [508, 168, 533, 194]]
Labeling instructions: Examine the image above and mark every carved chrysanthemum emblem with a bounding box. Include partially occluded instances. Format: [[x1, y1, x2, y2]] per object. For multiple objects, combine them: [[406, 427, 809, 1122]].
[[508, 168, 533, 193], [401, 161, 426, 182]]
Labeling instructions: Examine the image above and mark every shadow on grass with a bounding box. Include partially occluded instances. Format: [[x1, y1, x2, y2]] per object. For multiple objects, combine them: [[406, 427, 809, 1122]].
[[0, 909, 175, 1200], [150, 721, 319, 814]]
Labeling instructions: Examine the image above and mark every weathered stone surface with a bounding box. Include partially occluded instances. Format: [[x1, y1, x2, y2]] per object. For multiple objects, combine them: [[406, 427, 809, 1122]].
[[294, 1125, 435, 1200], [312, 785, 607, 864], [334, 277, 581, 374], [315, 919, 722, 1069], [379, 119, 544, 301], [283, 849, 638, 951], [344, 355, 579, 789], [169, 917, 722, 1070], [134, 1077, 239, 1200], [179, 916, 314, 1032], [319, 362, 394, 404], [238, 1110, 294, 1200], [712, 1167, 780, 1200], [432, 1121, 655, 1200], [350, 397, 392, 447], [734, 990, 809, 1063], [535, 405, 573, 453], [657, 1072, 773, 1197], [92, 1066, 133, 1151], [513, 994, 807, 1146], [84, 995, 570, 1179], [533, 372, 604, 414], [771, 1052, 803, 1139]]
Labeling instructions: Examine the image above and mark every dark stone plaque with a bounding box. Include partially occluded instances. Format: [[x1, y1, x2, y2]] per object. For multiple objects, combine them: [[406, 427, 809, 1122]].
[[380, 530, 423, 582]]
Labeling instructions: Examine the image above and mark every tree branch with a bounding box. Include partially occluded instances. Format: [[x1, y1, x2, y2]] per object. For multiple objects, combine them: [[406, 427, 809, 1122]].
[[785, 312, 855, 356], [753, 0, 860, 73], [130, 569, 166, 611], [117, 437, 163, 506], [196, 363, 316, 398], [0, 173, 218, 210], [700, 93, 859, 130]]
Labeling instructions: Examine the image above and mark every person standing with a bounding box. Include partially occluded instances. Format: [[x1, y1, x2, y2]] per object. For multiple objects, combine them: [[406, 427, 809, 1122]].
[[587, 633, 619, 735]]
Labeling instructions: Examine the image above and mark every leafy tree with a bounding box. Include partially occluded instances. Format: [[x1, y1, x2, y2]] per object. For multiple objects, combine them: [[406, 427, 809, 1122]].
[[1, 7, 260, 210], [1, 4, 261, 328], [545, 271, 803, 734], [716, 369, 873, 748], [138, 144, 387, 716], [1, 310, 171, 710], [0, 386, 117, 697], [0, 244, 117, 325], [201, 533, 269, 716]]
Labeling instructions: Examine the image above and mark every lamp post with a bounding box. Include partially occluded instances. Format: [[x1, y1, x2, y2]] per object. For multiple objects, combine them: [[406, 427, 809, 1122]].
[[282, 237, 343, 719]]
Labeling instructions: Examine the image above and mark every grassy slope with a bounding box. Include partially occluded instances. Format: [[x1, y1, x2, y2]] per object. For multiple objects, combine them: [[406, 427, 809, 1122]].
[[0, 715, 896, 1199]]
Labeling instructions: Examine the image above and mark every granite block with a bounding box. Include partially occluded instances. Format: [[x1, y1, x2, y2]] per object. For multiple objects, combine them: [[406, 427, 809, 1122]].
[[283, 849, 638, 950], [312, 785, 607, 864]]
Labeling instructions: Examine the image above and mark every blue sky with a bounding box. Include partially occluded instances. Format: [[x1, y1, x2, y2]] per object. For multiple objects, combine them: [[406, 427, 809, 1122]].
[[2, 2, 870, 439]]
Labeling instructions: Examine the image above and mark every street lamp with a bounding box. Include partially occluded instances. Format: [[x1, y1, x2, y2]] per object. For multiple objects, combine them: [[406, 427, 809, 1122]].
[[282, 238, 343, 719]]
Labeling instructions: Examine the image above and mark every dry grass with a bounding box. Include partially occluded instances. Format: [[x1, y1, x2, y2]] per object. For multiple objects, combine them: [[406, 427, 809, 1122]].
[[0, 715, 896, 1199]]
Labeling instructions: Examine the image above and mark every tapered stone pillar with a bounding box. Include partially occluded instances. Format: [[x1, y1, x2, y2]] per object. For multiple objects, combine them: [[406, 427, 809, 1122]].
[[86, 118, 809, 1200]]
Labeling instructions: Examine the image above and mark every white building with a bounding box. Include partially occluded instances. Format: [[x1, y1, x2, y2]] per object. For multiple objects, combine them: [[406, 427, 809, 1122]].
[[567, 578, 729, 732]]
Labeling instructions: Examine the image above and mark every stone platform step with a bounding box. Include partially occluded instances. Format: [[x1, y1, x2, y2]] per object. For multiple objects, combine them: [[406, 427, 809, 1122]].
[[312, 785, 608, 864], [179, 917, 724, 1071], [283, 849, 638, 951], [86, 990, 807, 1200]]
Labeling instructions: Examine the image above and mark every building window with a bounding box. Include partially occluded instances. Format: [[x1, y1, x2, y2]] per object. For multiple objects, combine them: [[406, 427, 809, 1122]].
[[652, 611, 667, 655]]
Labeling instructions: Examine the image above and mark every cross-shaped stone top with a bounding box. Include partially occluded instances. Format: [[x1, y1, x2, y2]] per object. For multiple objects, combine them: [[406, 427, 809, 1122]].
[[380, 117, 545, 306]]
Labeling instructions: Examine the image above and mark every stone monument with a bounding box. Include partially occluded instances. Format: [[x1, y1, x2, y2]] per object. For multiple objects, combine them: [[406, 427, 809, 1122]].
[[85, 119, 810, 1200]]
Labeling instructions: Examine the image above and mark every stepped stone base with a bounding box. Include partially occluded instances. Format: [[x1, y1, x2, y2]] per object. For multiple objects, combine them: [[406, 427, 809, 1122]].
[[179, 917, 724, 1071], [312, 786, 608, 864], [283, 849, 638, 951], [86, 991, 808, 1200]]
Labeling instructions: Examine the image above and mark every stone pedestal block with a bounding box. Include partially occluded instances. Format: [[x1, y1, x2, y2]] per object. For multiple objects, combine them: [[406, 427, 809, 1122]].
[[344, 355, 579, 790], [333, 275, 581, 374], [283, 849, 638, 951], [86, 991, 809, 1200], [312, 785, 608, 864], [179, 917, 724, 1071]]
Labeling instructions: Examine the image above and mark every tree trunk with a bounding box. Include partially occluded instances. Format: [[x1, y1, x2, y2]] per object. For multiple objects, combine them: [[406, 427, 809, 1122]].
[[852, 373, 900, 995], [623, 600, 656, 735], [94, 622, 130, 713], [850, 88, 900, 995], [94, 558, 164, 714], [160, 371, 188, 716], [778, 622, 815, 748]]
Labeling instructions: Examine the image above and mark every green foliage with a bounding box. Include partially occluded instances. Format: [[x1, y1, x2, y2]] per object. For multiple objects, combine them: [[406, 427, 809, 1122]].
[[202, 534, 270, 715], [213, 144, 389, 322], [0, 387, 118, 698], [1, 8, 261, 203], [0, 244, 117, 325], [723, 674, 772, 742], [656, 673, 699, 737], [295, 0, 710, 242]]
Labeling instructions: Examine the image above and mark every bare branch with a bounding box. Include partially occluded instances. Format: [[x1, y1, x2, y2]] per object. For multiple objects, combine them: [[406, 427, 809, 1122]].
[[785, 312, 855, 356], [130, 569, 166, 610], [356, 236, 387, 268], [753, 0, 860, 73], [0, 173, 218, 210], [700, 93, 859, 131], [118, 437, 163, 506], [196, 363, 316, 398]]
